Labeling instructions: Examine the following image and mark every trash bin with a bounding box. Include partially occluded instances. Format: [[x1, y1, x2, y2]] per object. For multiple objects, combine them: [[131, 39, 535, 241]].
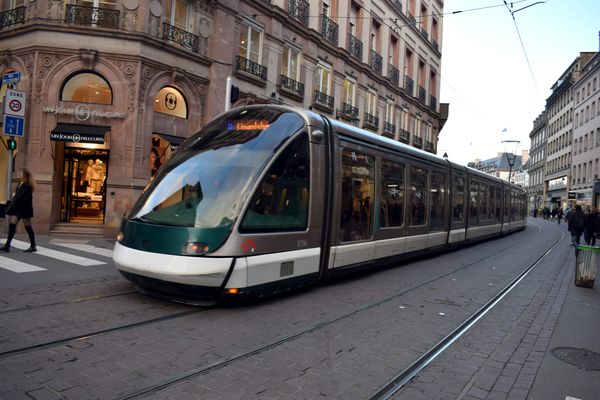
[[575, 245, 599, 288]]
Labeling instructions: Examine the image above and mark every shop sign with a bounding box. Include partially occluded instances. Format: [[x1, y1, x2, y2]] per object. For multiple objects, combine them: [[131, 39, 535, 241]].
[[50, 132, 105, 144], [42, 105, 126, 121], [568, 192, 576, 199]]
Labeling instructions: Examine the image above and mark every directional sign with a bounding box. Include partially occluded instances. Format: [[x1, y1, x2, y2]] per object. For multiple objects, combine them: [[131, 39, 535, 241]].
[[2, 71, 21, 85], [3, 115, 25, 137], [3, 89, 25, 117]]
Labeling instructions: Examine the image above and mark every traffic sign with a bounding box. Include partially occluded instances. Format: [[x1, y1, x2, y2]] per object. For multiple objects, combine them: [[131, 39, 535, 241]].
[[2, 71, 21, 85], [3, 115, 25, 137], [3, 89, 25, 117]]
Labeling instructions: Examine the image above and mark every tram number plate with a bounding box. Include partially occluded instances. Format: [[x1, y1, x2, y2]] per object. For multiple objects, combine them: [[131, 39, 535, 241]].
[[280, 261, 294, 277]]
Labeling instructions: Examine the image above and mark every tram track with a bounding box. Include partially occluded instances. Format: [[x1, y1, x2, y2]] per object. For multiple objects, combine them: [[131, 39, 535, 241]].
[[369, 224, 567, 399], [114, 225, 561, 400], [0, 289, 139, 315], [0, 307, 203, 360]]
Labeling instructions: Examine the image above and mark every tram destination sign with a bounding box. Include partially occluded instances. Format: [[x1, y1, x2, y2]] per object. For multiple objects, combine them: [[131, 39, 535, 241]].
[[50, 132, 105, 144]]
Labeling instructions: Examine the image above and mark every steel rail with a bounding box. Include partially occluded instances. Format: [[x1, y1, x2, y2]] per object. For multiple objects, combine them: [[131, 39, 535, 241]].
[[368, 226, 565, 400]]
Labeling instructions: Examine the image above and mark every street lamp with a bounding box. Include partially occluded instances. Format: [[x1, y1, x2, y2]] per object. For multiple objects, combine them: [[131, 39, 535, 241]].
[[502, 140, 520, 184]]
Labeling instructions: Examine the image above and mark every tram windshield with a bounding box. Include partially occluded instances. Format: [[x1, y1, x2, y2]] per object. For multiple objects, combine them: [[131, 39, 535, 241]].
[[128, 108, 305, 230]]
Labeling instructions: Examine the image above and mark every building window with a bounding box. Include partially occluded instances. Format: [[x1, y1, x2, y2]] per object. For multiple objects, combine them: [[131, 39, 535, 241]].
[[153, 86, 187, 118], [239, 23, 262, 64], [385, 100, 394, 125], [281, 46, 301, 81], [367, 91, 376, 116], [165, 0, 189, 30], [343, 78, 356, 107], [61, 71, 112, 105], [315, 63, 331, 95]]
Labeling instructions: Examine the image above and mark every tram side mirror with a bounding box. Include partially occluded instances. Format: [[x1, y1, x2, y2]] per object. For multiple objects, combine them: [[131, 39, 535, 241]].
[[310, 130, 324, 143]]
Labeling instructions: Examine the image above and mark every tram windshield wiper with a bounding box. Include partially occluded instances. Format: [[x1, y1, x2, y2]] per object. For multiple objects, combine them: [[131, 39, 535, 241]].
[[130, 217, 157, 225]]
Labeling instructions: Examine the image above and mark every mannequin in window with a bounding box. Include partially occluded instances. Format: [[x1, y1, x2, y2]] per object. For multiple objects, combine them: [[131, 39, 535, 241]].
[[89, 159, 104, 193]]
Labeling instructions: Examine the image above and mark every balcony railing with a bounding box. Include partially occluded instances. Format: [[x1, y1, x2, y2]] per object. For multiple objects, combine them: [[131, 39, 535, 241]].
[[0, 6, 25, 29], [407, 12, 417, 26], [388, 64, 400, 86], [418, 86, 427, 104], [289, 0, 309, 26], [404, 76, 414, 96], [399, 129, 410, 143], [425, 140, 434, 152], [364, 113, 379, 130], [313, 90, 334, 109], [320, 15, 338, 45], [235, 55, 267, 81], [431, 39, 439, 52], [163, 23, 199, 53], [347, 33, 363, 61], [280, 75, 305, 97], [65, 4, 119, 29], [392, 0, 403, 13], [384, 122, 396, 134], [370, 49, 383, 75], [430, 95, 437, 112], [413, 136, 423, 148], [420, 27, 429, 40], [339, 103, 359, 120]]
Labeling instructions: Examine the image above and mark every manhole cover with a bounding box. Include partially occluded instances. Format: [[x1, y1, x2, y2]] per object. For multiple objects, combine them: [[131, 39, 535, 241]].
[[550, 347, 600, 371]]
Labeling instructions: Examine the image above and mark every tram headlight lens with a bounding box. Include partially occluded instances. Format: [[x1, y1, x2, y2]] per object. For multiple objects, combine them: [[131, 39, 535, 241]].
[[116, 231, 124, 242], [183, 242, 209, 255]]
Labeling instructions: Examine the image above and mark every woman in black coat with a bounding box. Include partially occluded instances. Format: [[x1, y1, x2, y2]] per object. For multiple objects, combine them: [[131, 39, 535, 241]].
[[1, 169, 36, 252]]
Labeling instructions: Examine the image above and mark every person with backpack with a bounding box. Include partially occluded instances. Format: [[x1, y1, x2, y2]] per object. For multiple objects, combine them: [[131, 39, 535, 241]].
[[568, 205, 586, 246]]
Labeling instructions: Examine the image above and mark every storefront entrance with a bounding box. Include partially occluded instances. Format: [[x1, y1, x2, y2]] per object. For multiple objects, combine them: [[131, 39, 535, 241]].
[[60, 147, 109, 224]]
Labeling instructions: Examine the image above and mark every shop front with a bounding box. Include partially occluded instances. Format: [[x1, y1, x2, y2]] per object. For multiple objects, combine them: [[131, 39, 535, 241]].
[[50, 123, 110, 225]]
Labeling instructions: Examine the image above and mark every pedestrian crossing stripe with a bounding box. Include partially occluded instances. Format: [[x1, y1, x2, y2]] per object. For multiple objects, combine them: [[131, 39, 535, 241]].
[[8, 240, 107, 267], [53, 243, 113, 258], [0, 257, 46, 273]]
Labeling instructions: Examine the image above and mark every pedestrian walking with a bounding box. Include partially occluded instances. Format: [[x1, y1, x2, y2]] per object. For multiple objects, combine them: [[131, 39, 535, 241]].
[[568, 205, 585, 246], [0, 169, 37, 253], [584, 208, 598, 246], [556, 208, 563, 225]]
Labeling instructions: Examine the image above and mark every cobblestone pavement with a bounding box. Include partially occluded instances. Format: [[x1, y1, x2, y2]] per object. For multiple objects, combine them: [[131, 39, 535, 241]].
[[1, 219, 597, 399]]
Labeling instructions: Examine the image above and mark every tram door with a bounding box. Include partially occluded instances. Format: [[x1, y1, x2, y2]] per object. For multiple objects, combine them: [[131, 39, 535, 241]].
[[60, 148, 109, 223]]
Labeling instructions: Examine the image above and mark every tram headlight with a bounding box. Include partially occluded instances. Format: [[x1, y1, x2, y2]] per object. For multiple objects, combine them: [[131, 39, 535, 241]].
[[116, 231, 124, 242], [183, 242, 209, 255]]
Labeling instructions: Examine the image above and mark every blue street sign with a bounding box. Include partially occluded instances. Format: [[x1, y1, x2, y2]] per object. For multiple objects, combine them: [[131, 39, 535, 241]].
[[3, 115, 25, 137], [2, 71, 21, 85]]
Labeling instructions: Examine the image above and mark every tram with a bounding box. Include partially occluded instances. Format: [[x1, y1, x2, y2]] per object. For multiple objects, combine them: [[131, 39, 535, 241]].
[[113, 105, 527, 305]]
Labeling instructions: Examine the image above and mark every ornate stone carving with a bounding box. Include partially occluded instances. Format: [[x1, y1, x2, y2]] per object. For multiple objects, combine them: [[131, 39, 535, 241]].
[[112, 60, 138, 109], [35, 53, 61, 101]]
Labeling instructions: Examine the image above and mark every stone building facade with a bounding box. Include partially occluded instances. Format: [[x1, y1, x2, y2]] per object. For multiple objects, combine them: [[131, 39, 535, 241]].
[[0, 0, 446, 237]]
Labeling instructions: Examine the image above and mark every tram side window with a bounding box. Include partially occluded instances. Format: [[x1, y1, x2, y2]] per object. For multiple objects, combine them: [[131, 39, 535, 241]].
[[380, 159, 405, 228], [470, 180, 479, 225], [504, 189, 510, 220], [495, 185, 502, 221], [340, 149, 375, 242], [409, 166, 428, 226], [480, 183, 488, 222], [241, 134, 310, 232], [489, 186, 496, 220], [452, 175, 465, 223], [430, 171, 446, 231]]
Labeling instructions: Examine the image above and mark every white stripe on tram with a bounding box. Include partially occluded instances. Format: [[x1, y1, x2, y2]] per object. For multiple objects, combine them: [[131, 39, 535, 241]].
[[10, 240, 106, 266]]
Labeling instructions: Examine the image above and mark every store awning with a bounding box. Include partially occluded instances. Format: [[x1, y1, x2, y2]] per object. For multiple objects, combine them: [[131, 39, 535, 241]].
[[156, 133, 185, 150], [51, 123, 109, 144]]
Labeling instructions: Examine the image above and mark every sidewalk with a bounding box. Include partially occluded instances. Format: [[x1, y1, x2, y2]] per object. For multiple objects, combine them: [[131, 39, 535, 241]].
[[529, 224, 600, 400]]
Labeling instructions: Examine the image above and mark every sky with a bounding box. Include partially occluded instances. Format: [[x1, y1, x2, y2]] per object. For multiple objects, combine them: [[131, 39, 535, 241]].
[[437, 0, 600, 165]]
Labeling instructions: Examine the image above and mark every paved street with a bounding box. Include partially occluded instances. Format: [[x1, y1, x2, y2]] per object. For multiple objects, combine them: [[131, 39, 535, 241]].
[[0, 218, 598, 399]]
